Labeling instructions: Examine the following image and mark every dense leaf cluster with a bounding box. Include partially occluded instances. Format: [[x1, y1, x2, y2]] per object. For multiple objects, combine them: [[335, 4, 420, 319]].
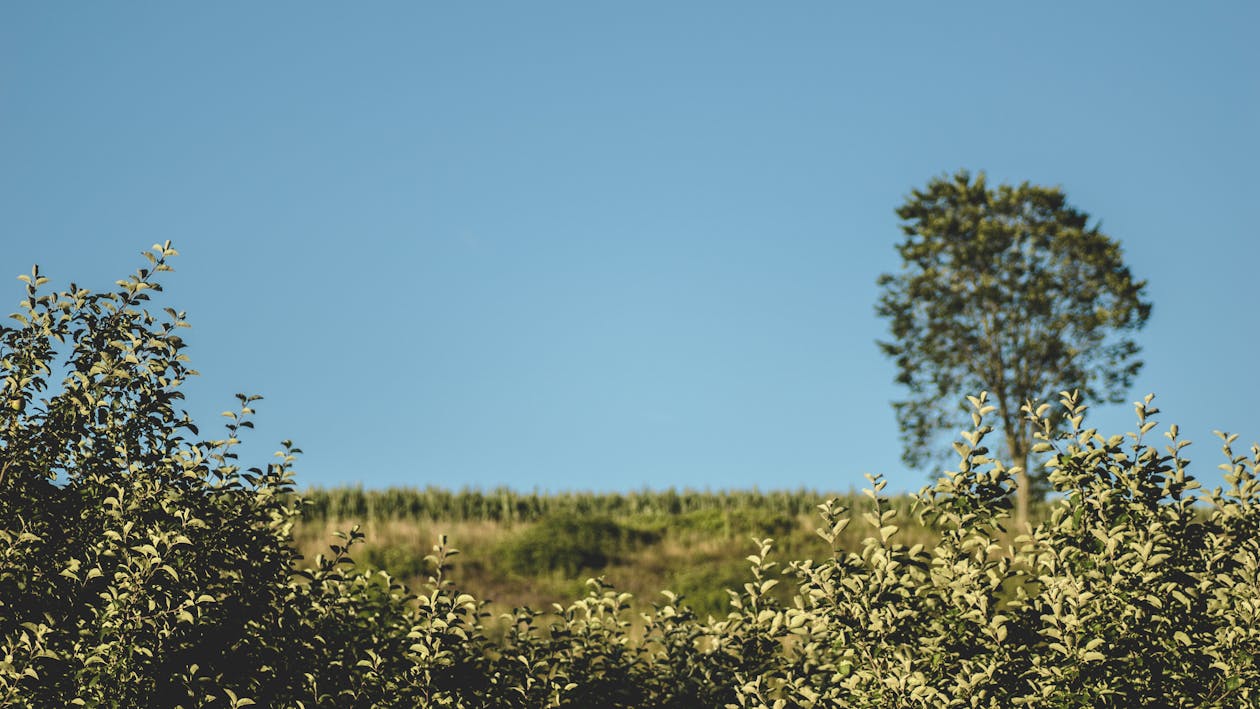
[[2, 247, 1257, 706]]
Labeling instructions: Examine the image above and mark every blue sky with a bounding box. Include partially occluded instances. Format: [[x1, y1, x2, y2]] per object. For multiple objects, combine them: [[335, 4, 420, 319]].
[[3, 3, 1257, 494]]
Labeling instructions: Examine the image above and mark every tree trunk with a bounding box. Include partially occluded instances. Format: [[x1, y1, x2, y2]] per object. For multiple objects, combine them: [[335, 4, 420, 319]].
[[1010, 434, 1031, 532], [998, 395, 1032, 532], [1015, 461, 1030, 532]]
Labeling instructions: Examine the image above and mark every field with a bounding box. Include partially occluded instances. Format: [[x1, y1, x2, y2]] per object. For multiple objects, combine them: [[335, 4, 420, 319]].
[[293, 486, 967, 622]]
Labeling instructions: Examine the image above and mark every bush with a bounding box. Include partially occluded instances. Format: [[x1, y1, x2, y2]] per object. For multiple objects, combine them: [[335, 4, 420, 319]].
[[359, 544, 437, 582], [497, 513, 659, 577], [3, 246, 1258, 707], [0, 247, 489, 706], [674, 508, 797, 539]]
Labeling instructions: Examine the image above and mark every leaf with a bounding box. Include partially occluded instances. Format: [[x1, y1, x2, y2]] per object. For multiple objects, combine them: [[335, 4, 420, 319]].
[[879, 525, 899, 543]]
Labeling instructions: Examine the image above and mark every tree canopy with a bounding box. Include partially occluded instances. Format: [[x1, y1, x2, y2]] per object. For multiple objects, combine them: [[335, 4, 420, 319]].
[[876, 170, 1151, 526]]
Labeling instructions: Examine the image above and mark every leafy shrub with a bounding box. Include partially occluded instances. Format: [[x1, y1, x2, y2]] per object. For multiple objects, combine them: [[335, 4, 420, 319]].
[[703, 392, 1260, 707], [3, 247, 1258, 707], [497, 513, 659, 576], [359, 544, 436, 581], [674, 508, 797, 539], [665, 557, 751, 620], [0, 247, 489, 706]]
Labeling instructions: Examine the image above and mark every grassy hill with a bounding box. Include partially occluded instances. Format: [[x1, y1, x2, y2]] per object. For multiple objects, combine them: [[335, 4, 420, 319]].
[[292, 486, 952, 623]]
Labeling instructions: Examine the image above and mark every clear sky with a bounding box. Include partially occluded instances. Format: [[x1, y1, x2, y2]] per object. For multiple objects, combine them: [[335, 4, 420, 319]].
[[2, 3, 1257, 495]]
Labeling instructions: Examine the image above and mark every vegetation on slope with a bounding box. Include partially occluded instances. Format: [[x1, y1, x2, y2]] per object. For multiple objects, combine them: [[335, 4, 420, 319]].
[[292, 488, 935, 622]]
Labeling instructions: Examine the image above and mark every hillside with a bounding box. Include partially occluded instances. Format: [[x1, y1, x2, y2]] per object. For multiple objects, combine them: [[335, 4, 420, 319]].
[[293, 487, 966, 622]]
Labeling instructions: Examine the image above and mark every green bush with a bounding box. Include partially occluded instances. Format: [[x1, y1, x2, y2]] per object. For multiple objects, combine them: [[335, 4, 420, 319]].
[[359, 544, 436, 581], [674, 507, 797, 539], [0, 247, 489, 706], [3, 247, 1259, 707], [497, 513, 659, 577]]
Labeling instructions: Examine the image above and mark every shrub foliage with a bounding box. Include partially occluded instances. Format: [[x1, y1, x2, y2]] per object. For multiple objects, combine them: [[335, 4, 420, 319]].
[[2, 246, 1258, 707]]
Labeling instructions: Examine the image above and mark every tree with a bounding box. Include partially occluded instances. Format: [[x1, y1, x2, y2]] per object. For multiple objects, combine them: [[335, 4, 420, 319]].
[[875, 170, 1151, 528]]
